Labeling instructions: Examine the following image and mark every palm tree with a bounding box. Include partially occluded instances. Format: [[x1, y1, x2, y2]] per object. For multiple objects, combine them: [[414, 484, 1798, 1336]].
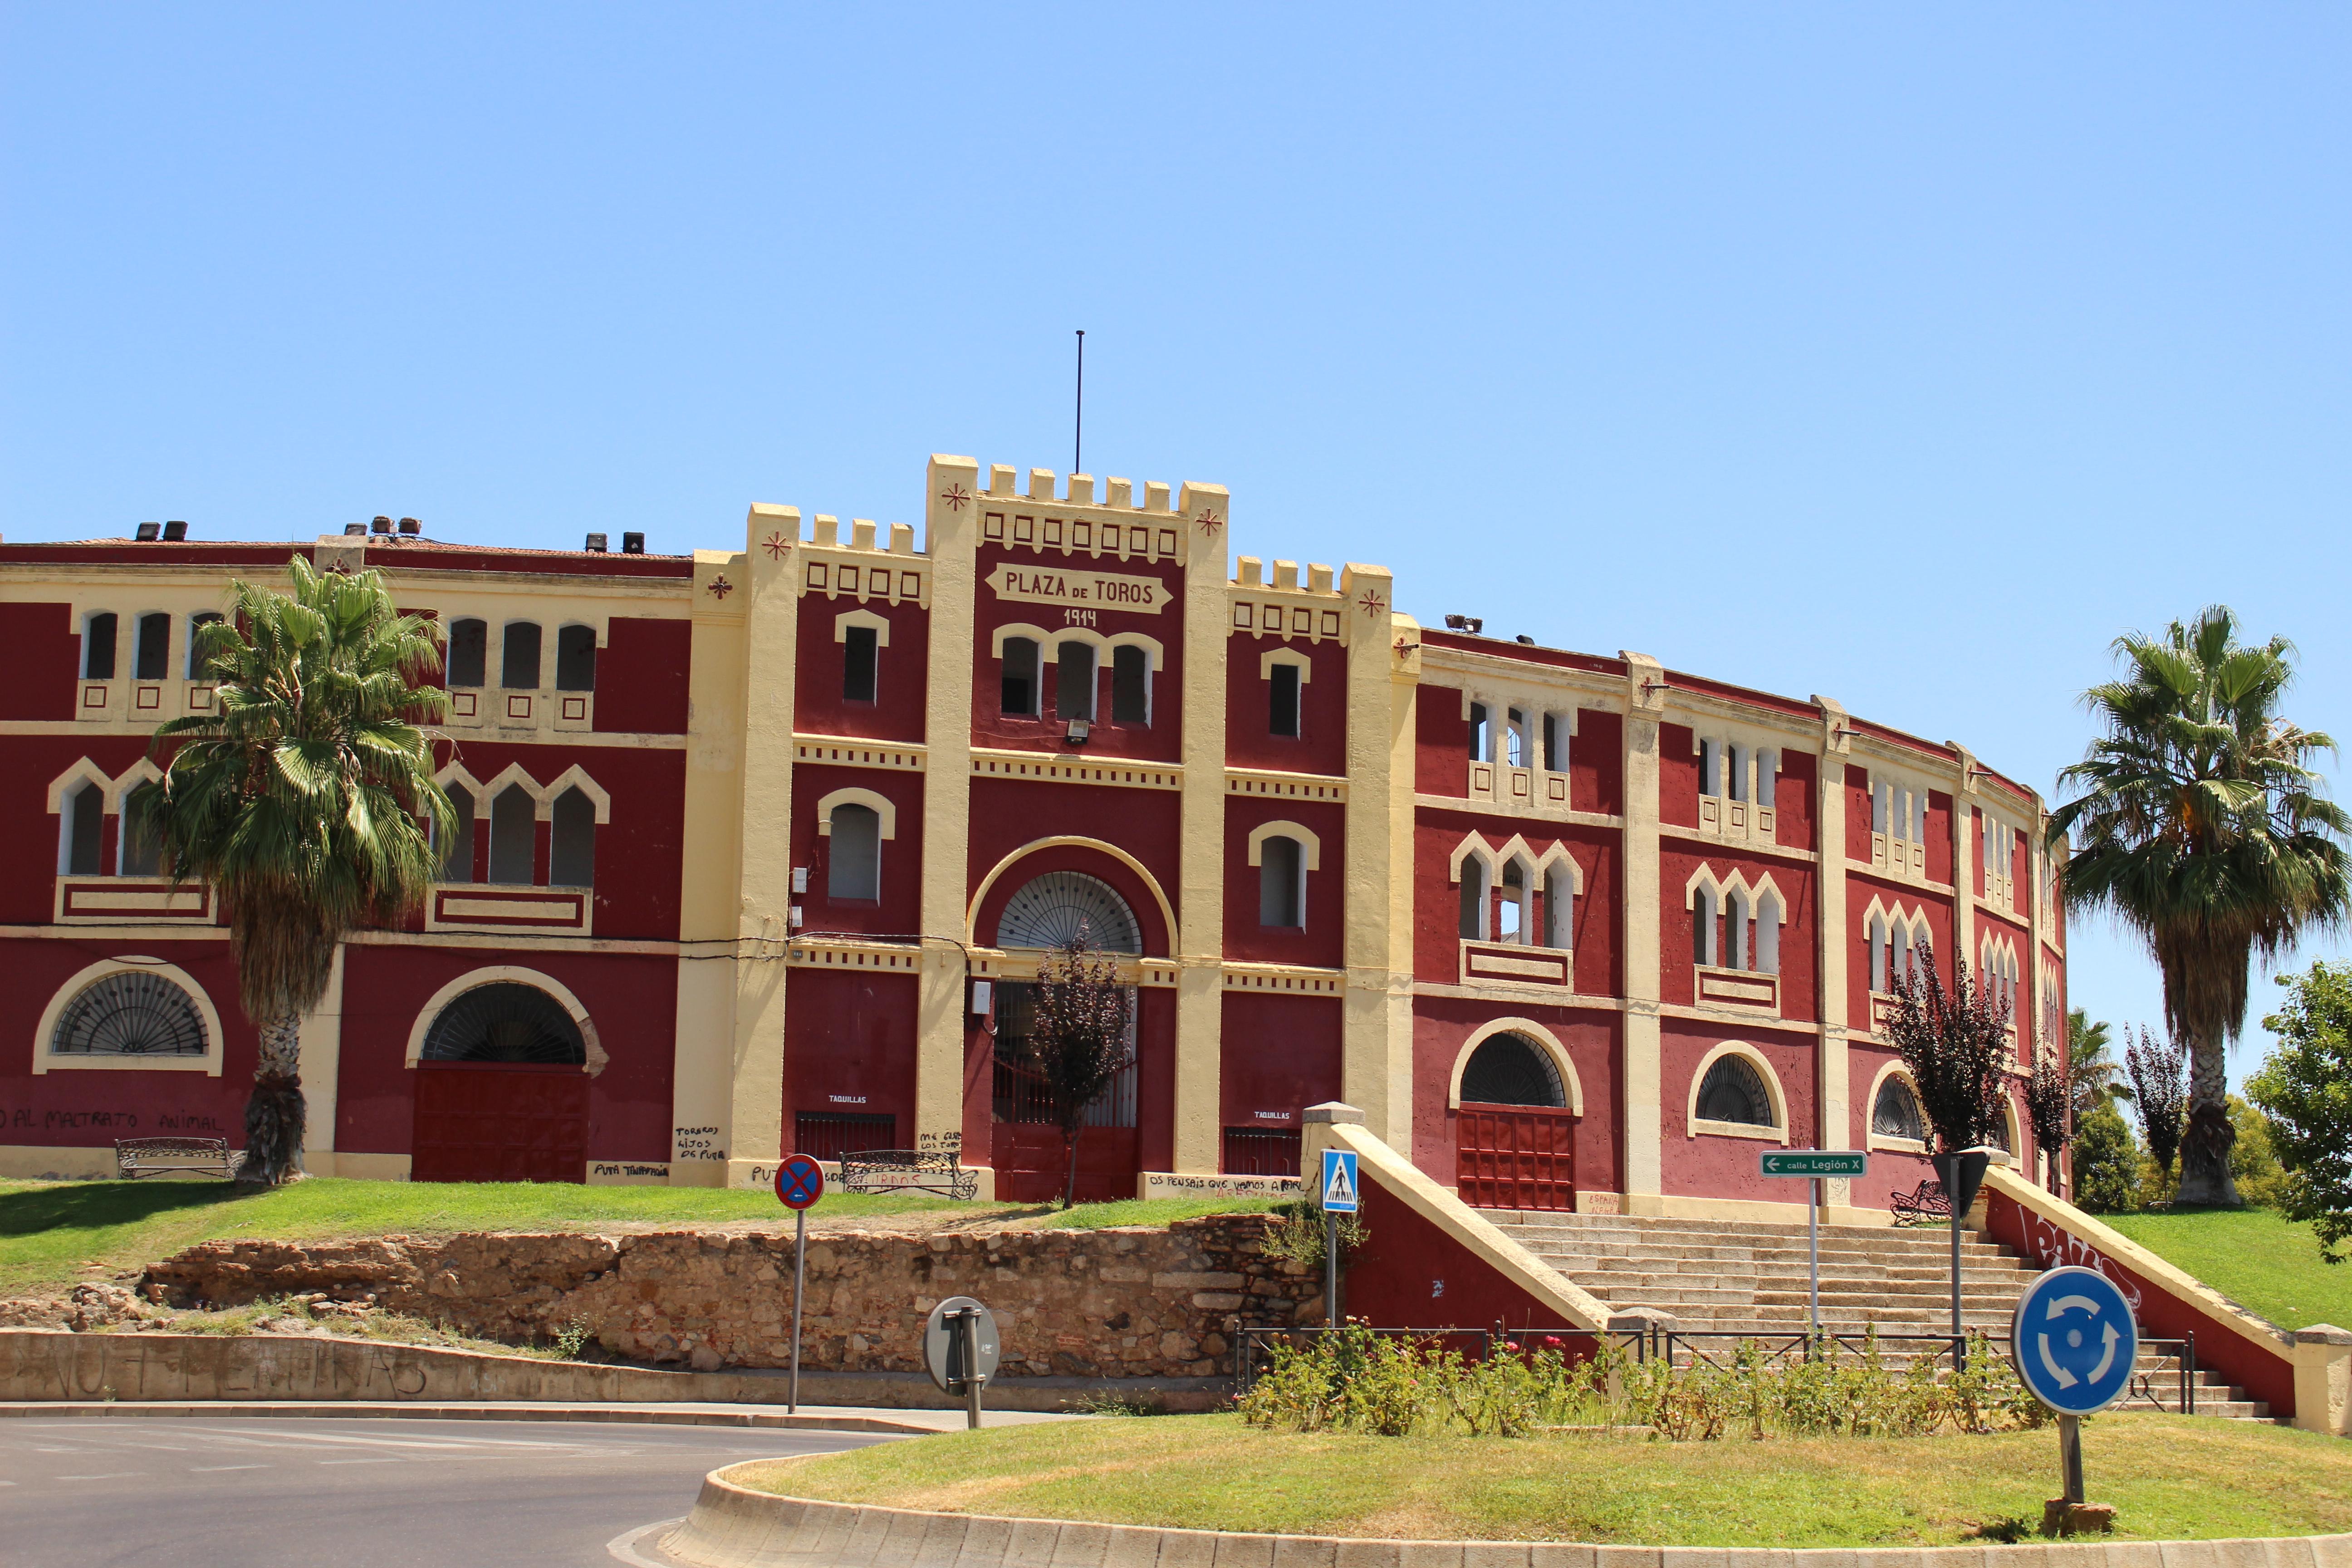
[[133, 557, 451, 1184], [2066, 1008, 2129, 1121], [2048, 606, 2350, 1206]]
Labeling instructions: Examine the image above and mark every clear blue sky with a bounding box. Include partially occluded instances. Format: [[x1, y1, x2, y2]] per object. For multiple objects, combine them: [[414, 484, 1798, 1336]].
[[6, 5, 2347, 1083]]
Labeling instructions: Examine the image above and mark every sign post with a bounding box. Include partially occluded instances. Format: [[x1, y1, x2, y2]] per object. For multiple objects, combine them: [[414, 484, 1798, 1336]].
[[924, 1295, 1001, 1430], [1319, 1148, 1360, 1333], [774, 1153, 826, 1413], [2012, 1265, 2137, 1537], [1758, 1150, 1867, 1336]]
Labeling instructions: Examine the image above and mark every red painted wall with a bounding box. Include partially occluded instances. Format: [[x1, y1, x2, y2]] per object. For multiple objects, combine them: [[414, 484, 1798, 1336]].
[[783, 967, 920, 1149], [1924, 791, 1955, 884], [1573, 710, 1623, 818], [593, 617, 691, 735], [1225, 632, 1348, 776], [1415, 686, 1468, 797], [968, 543, 1183, 765], [1656, 846, 1818, 1022], [0, 603, 79, 722], [1409, 998, 1620, 1196], [1659, 1019, 1819, 1198], [1657, 724, 1698, 829], [1844, 1043, 1937, 1211], [1340, 1154, 1590, 1335], [966, 781, 1180, 952], [794, 595, 930, 744], [1774, 748, 1817, 852], [433, 740, 685, 942], [1218, 992, 1343, 1135], [1221, 798, 1346, 967], [792, 765, 927, 939], [1844, 765, 1873, 862], [4, 735, 158, 924]]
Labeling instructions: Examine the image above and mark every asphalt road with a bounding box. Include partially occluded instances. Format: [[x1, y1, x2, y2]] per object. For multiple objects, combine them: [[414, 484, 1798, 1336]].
[[0, 1416, 897, 1568]]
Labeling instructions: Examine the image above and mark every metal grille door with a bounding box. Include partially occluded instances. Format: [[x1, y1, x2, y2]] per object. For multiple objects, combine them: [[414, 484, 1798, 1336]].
[[1454, 1102, 1577, 1211]]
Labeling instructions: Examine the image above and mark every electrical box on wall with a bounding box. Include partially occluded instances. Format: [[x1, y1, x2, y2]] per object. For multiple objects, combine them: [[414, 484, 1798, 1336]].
[[970, 980, 993, 1015], [791, 867, 808, 894], [789, 906, 804, 928]]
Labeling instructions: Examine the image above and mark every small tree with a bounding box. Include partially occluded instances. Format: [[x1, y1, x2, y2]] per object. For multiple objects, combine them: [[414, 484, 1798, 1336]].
[[1022, 924, 1135, 1209], [2025, 1039, 2071, 1192], [2248, 960, 2352, 1262], [2125, 1026, 2188, 1185], [1883, 946, 2009, 1156], [2071, 1102, 2144, 1214]]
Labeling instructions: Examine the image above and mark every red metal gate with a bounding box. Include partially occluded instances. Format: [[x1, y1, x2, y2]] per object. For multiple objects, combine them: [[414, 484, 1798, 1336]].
[[1454, 1102, 1576, 1211], [411, 1063, 589, 1184]]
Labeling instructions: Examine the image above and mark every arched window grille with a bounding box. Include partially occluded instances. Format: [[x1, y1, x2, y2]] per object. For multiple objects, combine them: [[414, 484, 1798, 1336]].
[[51, 970, 208, 1057], [1460, 1033, 1566, 1107], [994, 870, 1141, 953], [420, 982, 586, 1065], [1696, 1053, 1775, 1127], [1872, 1075, 1926, 1142]]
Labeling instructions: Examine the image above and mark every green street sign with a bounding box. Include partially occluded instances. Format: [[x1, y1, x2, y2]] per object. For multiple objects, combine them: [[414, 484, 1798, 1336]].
[[1759, 1150, 1868, 1178]]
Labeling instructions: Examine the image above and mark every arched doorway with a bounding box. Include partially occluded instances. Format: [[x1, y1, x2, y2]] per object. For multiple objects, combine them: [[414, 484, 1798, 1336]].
[[990, 871, 1142, 1204], [411, 980, 592, 1184], [1454, 1029, 1578, 1212]]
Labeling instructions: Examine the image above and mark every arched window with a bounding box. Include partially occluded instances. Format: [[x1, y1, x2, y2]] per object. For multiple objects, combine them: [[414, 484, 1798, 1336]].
[[1754, 889, 1781, 975], [186, 612, 223, 678], [421, 981, 586, 1065], [1460, 1032, 1566, 1107], [1001, 637, 1040, 715], [995, 870, 1141, 953], [1542, 865, 1574, 950], [1726, 887, 1750, 970], [1259, 835, 1304, 928], [51, 970, 209, 1058], [447, 618, 487, 688], [1055, 640, 1096, 721], [119, 784, 162, 876], [549, 788, 596, 887], [133, 613, 171, 681], [1696, 1053, 1775, 1127], [1692, 884, 1719, 966], [83, 612, 118, 680], [1872, 1075, 1926, 1142], [555, 625, 598, 692], [1868, 912, 1890, 991], [500, 622, 542, 690], [61, 782, 105, 875], [438, 793, 476, 881], [489, 785, 536, 884], [1111, 645, 1150, 725], [1458, 856, 1489, 940], [827, 802, 881, 901], [1498, 860, 1527, 941]]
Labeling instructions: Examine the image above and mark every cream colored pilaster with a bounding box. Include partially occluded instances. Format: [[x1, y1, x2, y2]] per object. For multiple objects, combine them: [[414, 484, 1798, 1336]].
[[917, 458, 981, 1164], [1172, 481, 1233, 1175], [297, 945, 345, 1176], [1815, 697, 1856, 1216], [671, 544, 753, 1186], [721, 519, 793, 1186], [1338, 579, 1414, 1147], [1952, 745, 1978, 987], [1620, 652, 1667, 1212]]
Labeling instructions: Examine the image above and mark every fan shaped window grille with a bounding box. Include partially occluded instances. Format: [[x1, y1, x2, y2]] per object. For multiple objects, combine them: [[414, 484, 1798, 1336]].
[[993, 871, 1141, 954], [421, 982, 587, 1065], [1459, 1033, 1565, 1107], [1871, 1075, 1926, 1142], [1696, 1053, 1775, 1127], [51, 970, 208, 1057]]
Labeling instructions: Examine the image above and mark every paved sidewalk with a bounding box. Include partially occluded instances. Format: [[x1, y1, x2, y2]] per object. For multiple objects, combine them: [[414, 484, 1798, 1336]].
[[0, 1398, 1085, 1433]]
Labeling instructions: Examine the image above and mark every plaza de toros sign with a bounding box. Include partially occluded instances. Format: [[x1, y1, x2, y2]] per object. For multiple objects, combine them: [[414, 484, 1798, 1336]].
[[985, 562, 1166, 614]]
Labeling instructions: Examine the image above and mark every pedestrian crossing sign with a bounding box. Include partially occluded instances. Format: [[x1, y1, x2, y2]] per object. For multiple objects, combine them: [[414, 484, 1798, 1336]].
[[1321, 1148, 1360, 1213]]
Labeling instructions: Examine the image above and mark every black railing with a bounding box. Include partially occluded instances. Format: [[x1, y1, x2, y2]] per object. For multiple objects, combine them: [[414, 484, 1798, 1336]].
[[1648, 1324, 2199, 1416]]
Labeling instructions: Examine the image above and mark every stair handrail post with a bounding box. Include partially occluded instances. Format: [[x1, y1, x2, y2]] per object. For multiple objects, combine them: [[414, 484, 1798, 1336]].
[[2185, 1330, 2196, 1416]]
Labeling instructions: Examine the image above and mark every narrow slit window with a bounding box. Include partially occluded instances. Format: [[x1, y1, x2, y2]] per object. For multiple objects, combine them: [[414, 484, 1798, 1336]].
[[1868, 914, 1889, 991], [827, 803, 881, 900], [1055, 641, 1096, 721], [843, 625, 879, 703], [500, 622, 542, 690], [83, 613, 118, 680], [133, 613, 171, 681], [439, 793, 476, 881], [1693, 886, 1717, 966], [1258, 835, 1304, 928], [1541, 713, 1563, 772], [1699, 738, 1720, 798], [119, 784, 162, 876], [549, 788, 596, 887], [1755, 893, 1781, 975], [1468, 702, 1489, 760], [1727, 889, 1750, 969], [186, 612, 223, 678], [1000, 637, 1039, 715], [1498, 861, 1525, 941], [1111, 645, 1149, 724], [1872, 782, 1891, 833], [1505, 709, 1527, 768], [555, 625, 598, 692], [1458, 858, 1488, 939], [1267, 662, 1302, 737], [63, 782, 105, 875], [1757, 749, 1779, 811], [447, 619, 488, 687], [1543, 865, 1574, 951], [489, 786, 536, 884]]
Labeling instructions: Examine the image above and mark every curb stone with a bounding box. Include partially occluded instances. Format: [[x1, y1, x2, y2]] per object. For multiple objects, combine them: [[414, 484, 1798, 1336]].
[[660, 1463, 2352, 1568]]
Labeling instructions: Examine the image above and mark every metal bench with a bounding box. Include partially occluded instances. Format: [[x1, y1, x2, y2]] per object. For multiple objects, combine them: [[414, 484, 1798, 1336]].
[[838, 1148, 977, 1200], [1889, 1177, 1950, 1227], [115, 1137, 243, 1181]]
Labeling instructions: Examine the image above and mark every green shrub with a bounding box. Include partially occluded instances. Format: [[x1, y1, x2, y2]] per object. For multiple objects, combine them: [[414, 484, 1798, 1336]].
[[1260, 1200, 1367, 1271], [2072, 1102, 2143, 1212]]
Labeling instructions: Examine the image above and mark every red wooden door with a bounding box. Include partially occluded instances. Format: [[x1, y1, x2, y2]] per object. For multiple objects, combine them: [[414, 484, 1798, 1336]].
[[411, 1063, 590, 1184], [1455, 1102, 1577, 1211], [990, 1123, 1140, 1204]]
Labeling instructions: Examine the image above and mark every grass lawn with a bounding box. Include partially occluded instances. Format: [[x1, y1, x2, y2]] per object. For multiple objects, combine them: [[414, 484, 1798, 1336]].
[[2099, 1206, 2352, 1330], [0, 1178, 1276, 1298], [755, 1412, 2352, 1547]]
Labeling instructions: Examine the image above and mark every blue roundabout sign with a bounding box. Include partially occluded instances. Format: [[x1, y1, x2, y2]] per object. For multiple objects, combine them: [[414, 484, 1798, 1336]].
[[2011, 1264, 2138, 1416]]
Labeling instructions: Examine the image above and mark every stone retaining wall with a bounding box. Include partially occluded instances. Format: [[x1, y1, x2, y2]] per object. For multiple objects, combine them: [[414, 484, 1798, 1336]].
[[665, 1465, 2352, 1568], [143, 1215, 1317, 1382]]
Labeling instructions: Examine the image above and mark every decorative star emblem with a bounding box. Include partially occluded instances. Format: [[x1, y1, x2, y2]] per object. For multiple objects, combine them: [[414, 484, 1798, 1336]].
[[706, 574, 735, 600], [1195, 509, 1223, 537], [1358, 588, 1387, 619], [940, 483, 973, 512], [761, 532, 789, 560]]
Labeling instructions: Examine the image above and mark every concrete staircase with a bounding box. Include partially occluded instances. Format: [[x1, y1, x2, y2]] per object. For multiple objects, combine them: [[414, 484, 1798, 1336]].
[[1481, 1209, 2271, 1420]]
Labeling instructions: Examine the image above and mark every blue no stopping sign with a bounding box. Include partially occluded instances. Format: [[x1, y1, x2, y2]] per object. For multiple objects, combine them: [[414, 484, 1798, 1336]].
[[2011, 1265, 2138, 1416]]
